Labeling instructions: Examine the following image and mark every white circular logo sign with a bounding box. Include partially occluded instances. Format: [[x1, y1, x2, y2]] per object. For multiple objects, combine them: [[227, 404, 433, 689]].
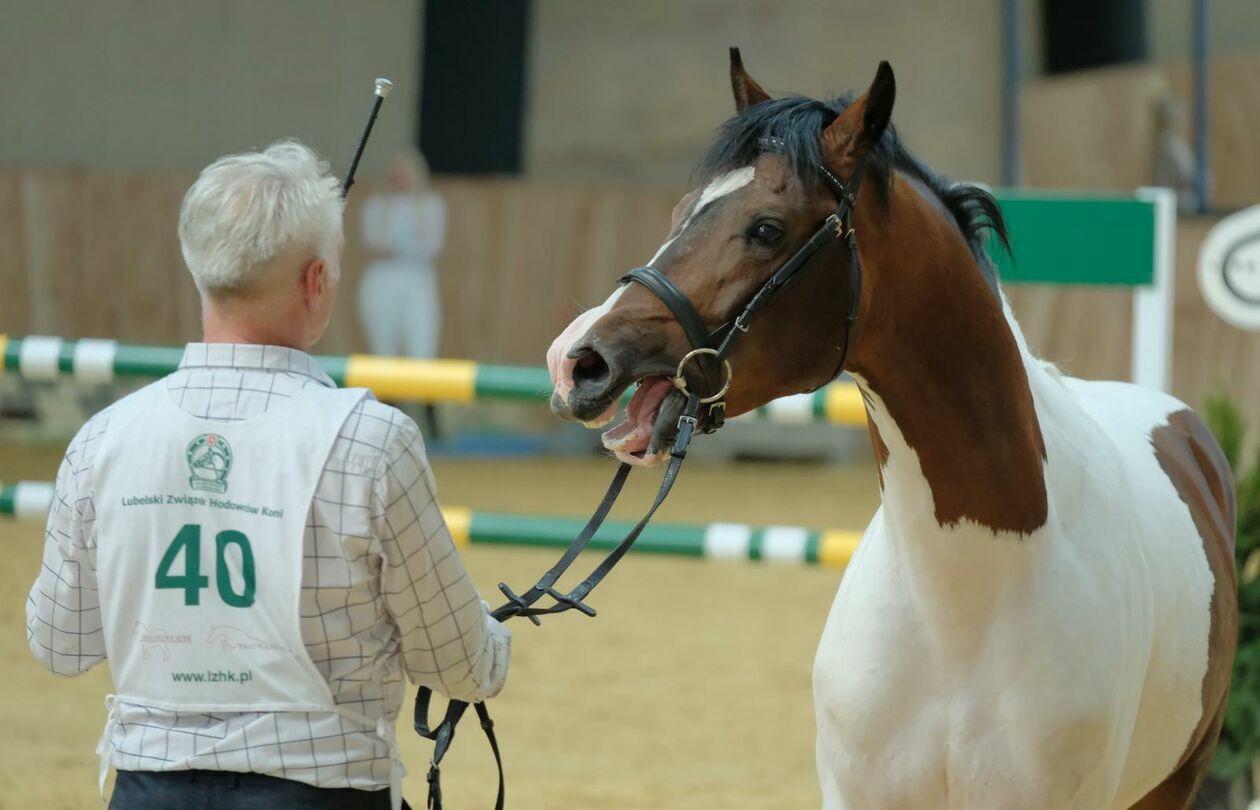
[[1199, 205, 1260, 330]]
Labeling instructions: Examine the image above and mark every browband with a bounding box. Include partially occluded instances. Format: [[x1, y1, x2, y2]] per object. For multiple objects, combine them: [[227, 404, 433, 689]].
[[758, 135, 855, 204]]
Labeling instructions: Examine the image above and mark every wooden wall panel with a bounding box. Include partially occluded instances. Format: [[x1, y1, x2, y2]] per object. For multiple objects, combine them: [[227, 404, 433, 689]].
[[428, 179, 677, 366], [21, 169, 88, 337], [2, 167, 1258, 422], [0, 170, 684, 366], [1005, 284, 1134, 382], [0, 173, 29, 335], [77, 172, 194, 343], [1021, 53, 1260, 211]]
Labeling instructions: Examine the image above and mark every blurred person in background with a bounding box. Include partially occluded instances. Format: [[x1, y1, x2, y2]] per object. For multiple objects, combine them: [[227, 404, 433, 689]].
[[1151, 93, 1201, 213], [26, 140, 509, 810], [359, 150, 446, 436]]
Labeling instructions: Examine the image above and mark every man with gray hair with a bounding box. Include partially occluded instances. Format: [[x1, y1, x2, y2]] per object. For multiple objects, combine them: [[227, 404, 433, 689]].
[[26, 140, 509, 810]]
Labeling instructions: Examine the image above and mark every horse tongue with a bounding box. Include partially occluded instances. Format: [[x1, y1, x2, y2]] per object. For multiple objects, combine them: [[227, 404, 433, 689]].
[[602, 377, 673, 456]]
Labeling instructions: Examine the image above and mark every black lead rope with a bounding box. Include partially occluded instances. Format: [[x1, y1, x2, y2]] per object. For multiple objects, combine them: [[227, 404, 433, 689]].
[[413, 138, 866, 810], [494, 461, 634, 625], [415, 698, 504, 810], [414, 393, 704, 810]]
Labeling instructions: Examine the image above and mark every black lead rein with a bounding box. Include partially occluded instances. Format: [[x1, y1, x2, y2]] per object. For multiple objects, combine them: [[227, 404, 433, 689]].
[[412, 137, 867, 810], [413, 429, 697, 810]]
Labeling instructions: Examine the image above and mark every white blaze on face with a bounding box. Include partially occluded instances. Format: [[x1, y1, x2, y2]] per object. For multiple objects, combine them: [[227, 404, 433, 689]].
[[547, 165, 757, 424], [647, 166, 757, 265]]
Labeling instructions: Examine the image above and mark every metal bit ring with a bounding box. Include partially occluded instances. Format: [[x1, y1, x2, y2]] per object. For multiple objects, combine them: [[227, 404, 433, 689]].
[[670, 348, 733, 404]]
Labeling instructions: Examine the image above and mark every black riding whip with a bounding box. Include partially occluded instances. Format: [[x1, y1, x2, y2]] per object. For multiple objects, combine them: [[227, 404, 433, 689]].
[[342, 77, 394, 198]]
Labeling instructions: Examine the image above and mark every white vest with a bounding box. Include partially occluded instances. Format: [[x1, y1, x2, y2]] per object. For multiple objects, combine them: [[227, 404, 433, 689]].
[[93, 380, 402, 807]]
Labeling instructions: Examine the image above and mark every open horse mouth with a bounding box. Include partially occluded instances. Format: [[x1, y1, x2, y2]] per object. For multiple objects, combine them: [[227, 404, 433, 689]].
[[597, 375, 686, 466]]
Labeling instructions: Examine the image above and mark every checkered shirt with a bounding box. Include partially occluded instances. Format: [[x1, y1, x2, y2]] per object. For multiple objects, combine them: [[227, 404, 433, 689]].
[[25, 343, 510, 791]]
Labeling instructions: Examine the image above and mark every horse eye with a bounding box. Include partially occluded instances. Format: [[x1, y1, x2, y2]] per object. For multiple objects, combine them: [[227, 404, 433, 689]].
[[749, 221, 785, 248]]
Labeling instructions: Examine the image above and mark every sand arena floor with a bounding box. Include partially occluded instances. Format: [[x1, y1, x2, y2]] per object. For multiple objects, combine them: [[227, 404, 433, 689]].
[[0, 443, 880, 809]]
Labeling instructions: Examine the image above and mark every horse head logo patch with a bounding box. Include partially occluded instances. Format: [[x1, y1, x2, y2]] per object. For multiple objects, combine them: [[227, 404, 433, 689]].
[[187, 433, 232, 493]]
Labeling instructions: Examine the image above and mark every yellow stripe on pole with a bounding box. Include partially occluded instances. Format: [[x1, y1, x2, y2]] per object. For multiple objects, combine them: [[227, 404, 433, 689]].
[[441, 506, 473, 547], [0, 334, 7, 368], [344, 356, 477, 403], [818, 529, 861, 568], [825, 384, 867, 426]]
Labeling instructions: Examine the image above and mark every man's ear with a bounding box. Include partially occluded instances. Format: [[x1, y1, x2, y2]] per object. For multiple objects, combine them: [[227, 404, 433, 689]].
[[729, 47, 771, 113], [300, 258, 326, 307], [820, 61, 896, 177]]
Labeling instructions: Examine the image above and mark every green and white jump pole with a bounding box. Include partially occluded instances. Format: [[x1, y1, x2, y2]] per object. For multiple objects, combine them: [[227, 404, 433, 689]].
[[0, 335, 554, 404], [0, 334, 869, 427], [0, 481, 862, 568], [0, 481, 55, 523]]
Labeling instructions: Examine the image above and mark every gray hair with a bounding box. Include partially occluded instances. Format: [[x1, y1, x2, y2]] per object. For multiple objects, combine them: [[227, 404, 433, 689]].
[[179, 140, 344, 296]]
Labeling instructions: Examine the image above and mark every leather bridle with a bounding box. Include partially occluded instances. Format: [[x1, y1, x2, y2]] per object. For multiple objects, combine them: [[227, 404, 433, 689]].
[[620, 136, 866, 434], [412, 137, 868, 810]]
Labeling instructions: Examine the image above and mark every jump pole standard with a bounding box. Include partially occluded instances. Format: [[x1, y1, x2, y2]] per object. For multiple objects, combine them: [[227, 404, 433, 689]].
[[989, 187, 1178, 392], [0, 334, 870, 426], [0, 481, 861, 568]]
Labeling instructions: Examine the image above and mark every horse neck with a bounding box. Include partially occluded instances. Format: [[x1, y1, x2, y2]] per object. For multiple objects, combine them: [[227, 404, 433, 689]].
[[845, 177, 1049, 546]]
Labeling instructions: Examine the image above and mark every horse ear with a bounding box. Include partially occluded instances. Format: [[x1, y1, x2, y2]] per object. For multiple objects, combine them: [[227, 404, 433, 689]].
[[821, 61, 896, 176], [730, 47, 771, 112]]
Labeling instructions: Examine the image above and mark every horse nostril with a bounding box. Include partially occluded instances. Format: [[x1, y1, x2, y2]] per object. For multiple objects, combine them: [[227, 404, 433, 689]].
[[571, 348, 612, 395]]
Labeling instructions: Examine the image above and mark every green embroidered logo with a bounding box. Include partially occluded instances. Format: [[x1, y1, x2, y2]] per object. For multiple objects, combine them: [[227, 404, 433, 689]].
[[186, 434, 232, 494]]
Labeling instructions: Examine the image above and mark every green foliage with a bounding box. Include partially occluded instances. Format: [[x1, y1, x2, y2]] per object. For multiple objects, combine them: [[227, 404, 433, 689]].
[[1206, 393, 1260, 779], [1205, 395, 1245, 473]]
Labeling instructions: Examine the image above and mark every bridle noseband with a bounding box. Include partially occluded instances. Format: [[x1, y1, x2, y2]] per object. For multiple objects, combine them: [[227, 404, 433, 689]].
[[620, 136, 866, 434], [412, 138, 869, 810]]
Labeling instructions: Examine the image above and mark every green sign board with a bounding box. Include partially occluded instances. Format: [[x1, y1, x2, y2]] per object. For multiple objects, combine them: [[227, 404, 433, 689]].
[[987, 193, 1157, 287]]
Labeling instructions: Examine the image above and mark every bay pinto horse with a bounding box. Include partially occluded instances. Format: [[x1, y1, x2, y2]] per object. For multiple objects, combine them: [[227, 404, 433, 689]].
[[545, 50, 1237, 809]]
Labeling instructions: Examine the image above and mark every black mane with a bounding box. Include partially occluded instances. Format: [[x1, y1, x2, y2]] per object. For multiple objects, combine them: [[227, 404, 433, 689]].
[[697, 94, 1010, 295]]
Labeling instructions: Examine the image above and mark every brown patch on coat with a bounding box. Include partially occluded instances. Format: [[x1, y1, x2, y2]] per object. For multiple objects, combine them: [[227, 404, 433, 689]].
[[1127, 706, 1226, 810], [1130, 409, 1238, 810], [847, 176, 1048, 535], [866, 414, 889, 489]]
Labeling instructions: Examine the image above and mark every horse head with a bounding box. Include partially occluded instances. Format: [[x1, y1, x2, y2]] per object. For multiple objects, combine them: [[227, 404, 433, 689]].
[[546, 49, 895, 465]]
